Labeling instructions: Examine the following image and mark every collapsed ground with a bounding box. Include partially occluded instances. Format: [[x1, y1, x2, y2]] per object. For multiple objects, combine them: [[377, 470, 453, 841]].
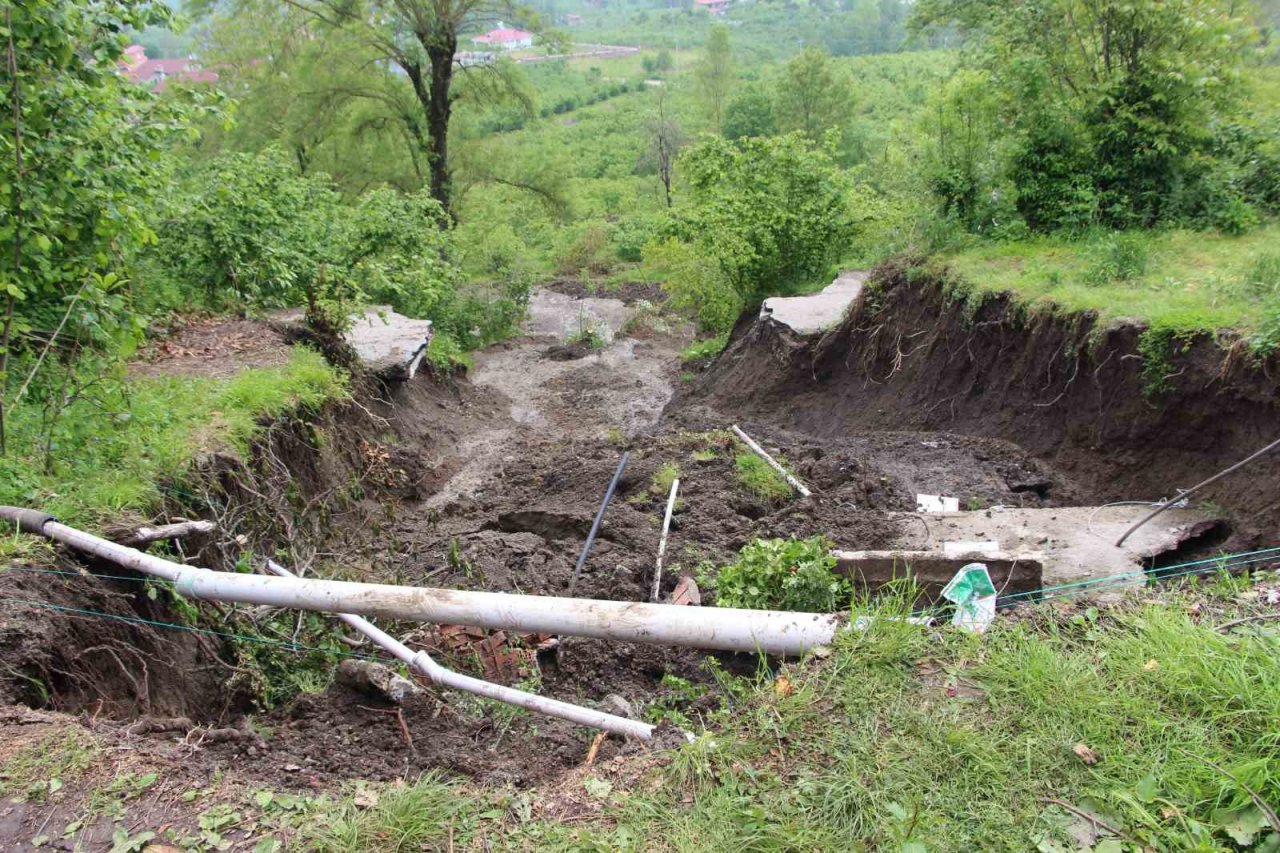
[[1, 272, 1276, 850]]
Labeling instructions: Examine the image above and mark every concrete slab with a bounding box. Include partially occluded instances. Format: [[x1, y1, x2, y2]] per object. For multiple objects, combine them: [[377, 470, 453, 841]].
[[346, 307, 433, 381], [273, 306, 433, 381], [832, 549, 1043, 602], [760, 270, 866, 334], [878, 505, 1223, 589]]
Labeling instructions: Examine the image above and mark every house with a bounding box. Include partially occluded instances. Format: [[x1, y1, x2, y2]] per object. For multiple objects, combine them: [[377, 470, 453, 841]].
[[120, 44, 218, 91], [566, 14, 584, 26], [694, 0, 730, 14], [472, 25, 535, 50]]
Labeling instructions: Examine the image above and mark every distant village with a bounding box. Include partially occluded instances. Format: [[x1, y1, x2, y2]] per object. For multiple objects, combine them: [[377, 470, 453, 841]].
[[121, 1, 736, 86]]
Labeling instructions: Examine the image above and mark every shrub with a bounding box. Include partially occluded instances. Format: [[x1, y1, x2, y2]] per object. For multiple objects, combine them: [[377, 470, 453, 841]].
[[650, 462, 680, 495], [647, 238, 742, 334], [1084, 232, 1150, 285], [709, 536, 850, 612], [555, 224, 613, 276]]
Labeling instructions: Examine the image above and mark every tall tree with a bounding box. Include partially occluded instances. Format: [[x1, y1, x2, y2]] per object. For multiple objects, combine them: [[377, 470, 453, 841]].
[[275, 0, 532, 217], [773, 47, 853, 142], [693, 24, 735, 131], [640, 88, 686, 207]]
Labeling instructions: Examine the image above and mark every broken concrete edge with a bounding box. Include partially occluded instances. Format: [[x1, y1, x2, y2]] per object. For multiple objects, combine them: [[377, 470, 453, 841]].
[[830, 549, 1045, 601], [272, 306, 433, 382]]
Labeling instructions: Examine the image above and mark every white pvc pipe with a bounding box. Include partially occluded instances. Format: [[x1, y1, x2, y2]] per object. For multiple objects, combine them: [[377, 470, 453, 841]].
[[10, 514, 841, 656], [264, 562, 659, 741], [650, 478, 680, 602], [731, 425, 812, 498]]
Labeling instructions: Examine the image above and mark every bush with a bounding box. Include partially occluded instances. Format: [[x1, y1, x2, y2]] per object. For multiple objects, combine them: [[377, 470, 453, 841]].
[[555, 223, 613, 276], [647, 238, 742, 334], [1083, 232, 1150, 285], [708, 536, 850, 612]]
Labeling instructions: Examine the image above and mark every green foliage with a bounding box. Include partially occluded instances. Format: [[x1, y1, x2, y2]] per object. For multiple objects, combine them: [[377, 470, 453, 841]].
[[0, 348, 345, 535], [733, 453, 791, 503], [680, 332, 730, 362], [650, 462, 680, 495], [773, 47, 854, 143], [722, 84, 777, 141], [915, 0, 1263, 231], [1083, 231, 1152, 285], [646, 237, 741, 333], [693, 25, 736, 130], [154, 149, 457, 318], [708, 536, 850, 612], [0, 0, 211, 453], [667, 134, 855, 307]]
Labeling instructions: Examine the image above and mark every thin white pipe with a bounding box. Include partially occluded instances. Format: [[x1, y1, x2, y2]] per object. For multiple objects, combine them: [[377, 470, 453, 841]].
[[264, 561, 658, 741], [731, 425, 812, 498], [10, 513, 841, 656], [650, 478, 680, 602]]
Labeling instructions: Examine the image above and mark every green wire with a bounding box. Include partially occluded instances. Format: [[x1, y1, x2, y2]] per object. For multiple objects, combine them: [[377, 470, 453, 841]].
[[0, 595, 387, 664]]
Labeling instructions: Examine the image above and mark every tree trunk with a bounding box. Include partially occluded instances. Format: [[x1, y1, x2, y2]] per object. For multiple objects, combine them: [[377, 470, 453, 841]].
[[425, 34, 456, 223]]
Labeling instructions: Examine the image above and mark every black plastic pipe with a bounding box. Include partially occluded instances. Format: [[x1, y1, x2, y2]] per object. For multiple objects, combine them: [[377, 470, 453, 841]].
[[569, 451, 630, 593]]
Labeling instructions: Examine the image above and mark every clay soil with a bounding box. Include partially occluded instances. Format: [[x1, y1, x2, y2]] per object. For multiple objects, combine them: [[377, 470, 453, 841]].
[[0, 279, 1136, 848]]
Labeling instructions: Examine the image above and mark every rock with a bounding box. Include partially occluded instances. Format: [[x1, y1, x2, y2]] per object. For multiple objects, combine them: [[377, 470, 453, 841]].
[[602, 693, 634, 719], [336, 659, 422, 704]]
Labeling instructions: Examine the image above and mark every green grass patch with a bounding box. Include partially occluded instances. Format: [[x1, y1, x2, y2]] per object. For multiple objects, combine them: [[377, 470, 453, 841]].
[[943, 222, 1280, 335], [290, 572, 1280, 851], [680, 333, 730, 363], [734, 452, 792, 502], [650, 462, 680, 496], [0, 348, 346, 549]]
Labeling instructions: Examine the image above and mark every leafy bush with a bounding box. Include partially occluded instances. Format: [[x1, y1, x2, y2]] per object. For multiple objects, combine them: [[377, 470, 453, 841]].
[[667, 133, 855, 307], [647, 238, 742, 334], [681, 333, 730, 362], [1084, 232, 1151, 285], [555, 223, 613, 276], [156, 149, 457, 321], [708, 536, 850, 612], [734, 453, 791, 502]]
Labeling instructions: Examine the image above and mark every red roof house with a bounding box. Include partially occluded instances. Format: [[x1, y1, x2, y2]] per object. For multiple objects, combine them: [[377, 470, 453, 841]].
[[472, 27, 535, 50], [120, 44, 219, 92], [695, 0, 730, 14]]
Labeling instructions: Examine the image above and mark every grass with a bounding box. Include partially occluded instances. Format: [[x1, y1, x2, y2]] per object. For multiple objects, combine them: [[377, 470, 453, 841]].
[[734, 452, 792, 502], [285, 570, 1280, 851], [0, 347, 346, 554], [944, 222, 1280, 335], [650, 461, 681, 497], [680, 333, 730, 363]]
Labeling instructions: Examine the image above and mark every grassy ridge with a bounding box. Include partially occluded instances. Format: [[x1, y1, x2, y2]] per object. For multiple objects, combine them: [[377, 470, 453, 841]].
[[0, 348, 345, 552], [943, 223, 1280, 336]]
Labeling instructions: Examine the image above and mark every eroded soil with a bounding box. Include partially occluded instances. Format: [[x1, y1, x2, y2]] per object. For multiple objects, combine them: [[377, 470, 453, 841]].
[[0, 280, 1182, 849]]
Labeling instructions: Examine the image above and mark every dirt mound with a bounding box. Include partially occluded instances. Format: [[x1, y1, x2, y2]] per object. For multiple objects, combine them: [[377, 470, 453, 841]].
[[677, 258, 1280, 545]]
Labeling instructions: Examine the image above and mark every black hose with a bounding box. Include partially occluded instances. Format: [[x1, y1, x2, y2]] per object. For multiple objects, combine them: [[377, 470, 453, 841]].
[[568, 452, 630, 594], [1115, 435, 1280, 547]]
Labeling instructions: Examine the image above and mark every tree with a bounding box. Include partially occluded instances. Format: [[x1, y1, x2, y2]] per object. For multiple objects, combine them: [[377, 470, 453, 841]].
[[640, 88, 686, 207], [668, 133, 854, 306], [723, 84, 777, 141], [0, 0, 193, 454], [268, 0, 533, 217], [693, 25, 735, 131], [773, 47, 853, 143], [914, 0, 1258, 228]]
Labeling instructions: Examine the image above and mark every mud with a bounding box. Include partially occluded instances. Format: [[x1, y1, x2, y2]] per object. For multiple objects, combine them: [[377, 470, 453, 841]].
[[8, 258, 1270, 837], [681, 258, 1280, 546]]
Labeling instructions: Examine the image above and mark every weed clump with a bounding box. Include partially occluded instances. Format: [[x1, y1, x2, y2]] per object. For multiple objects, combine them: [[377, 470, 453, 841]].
[[705, 536, 849, 612]]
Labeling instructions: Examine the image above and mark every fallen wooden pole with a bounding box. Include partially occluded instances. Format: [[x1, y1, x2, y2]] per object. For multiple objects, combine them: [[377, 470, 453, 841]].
[[115, 520, 215, 548], [731, 425, 811, 498], [650, 478, 680, 602]]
